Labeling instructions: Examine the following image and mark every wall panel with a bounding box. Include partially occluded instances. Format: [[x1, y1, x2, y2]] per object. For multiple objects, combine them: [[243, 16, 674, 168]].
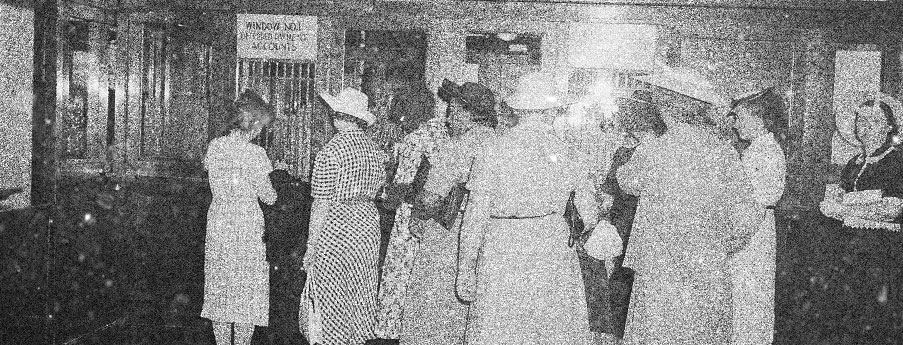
[[0, 0, 35, 209]]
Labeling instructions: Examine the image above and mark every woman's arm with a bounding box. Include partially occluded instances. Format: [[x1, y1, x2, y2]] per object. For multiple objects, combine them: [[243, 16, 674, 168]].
[[255, 176, 278, 206], [411, 147, 457, 222], [456, 184, 491, 303], [573, 153, 604, 230], [303, 198, 329, 270], [752, 145, 787, 207], [304, 144, 339, 270], [253, 147, 277, 205], [726, 159, 763, 254], [455, 155, 493, 303]]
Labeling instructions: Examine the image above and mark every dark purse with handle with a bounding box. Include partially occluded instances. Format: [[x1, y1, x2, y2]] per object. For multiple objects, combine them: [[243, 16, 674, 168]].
[[565, 191, 587, 247], [438, 158, 476, 230], [439, 182, 470, 230]]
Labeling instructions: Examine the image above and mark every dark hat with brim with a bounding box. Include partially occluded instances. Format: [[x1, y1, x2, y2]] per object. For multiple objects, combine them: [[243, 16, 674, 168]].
[[438, 79, 497, 122], [729, 86, 775, 109]]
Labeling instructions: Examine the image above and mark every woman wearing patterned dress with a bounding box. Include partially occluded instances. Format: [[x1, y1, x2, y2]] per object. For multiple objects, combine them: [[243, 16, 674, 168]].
[[300, 87, 387, 345], [727, 88, 787, 345], [201, 90, 277, 345], [398, 79, 498, 345], [456, 72, 601, 345], [374, 84, 448, 340], [819, 92, 903, 343], [619, 68, 762, 344]]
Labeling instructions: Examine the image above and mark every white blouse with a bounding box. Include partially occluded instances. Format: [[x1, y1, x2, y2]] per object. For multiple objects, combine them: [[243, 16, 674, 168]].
[[741, 134, 786, 208]]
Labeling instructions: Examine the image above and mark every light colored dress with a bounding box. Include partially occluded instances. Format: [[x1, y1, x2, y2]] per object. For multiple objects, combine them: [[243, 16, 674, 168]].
[[618, 123, 762, 345], [458, 119, 599, 345], [201, 132, 276, 326], [375, 118, 449, 339], [300, 128, 388, 345], [731, 134, 785, 345], [399, 125, 496, 345]]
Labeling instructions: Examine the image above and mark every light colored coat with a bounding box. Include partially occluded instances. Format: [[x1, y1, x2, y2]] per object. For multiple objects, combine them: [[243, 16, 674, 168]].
[[618, 123, 762, 345], [459, 118, 599, 345]]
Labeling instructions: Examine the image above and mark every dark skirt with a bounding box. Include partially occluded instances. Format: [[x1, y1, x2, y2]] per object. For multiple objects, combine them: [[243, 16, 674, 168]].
[[830, 225, 903, 343], [578, 251, 614, 334]]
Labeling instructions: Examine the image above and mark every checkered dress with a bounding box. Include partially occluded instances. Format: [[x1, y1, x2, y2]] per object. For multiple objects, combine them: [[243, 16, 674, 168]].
[[301, 128, 388, 345]]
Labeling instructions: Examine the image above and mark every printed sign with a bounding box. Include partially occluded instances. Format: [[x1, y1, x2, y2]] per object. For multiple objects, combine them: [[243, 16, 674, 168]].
[[568, 23, 657, 71], [237, 14, 317, 60]]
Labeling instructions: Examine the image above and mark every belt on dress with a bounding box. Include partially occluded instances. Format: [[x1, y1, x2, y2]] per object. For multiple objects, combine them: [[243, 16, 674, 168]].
[[334, 197, 375, 203], [765, 205, 776, 210], [489, 211, 558, 219]]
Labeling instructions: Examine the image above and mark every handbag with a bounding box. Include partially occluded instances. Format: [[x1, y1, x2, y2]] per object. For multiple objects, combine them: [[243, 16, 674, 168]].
[[439, 182, 470, 230], [438, 158, 476, 230], [565, 191, 586, 247]]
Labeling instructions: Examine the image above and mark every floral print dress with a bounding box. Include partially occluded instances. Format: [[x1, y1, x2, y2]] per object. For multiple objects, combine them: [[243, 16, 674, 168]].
[[375, 118, 449, 339]]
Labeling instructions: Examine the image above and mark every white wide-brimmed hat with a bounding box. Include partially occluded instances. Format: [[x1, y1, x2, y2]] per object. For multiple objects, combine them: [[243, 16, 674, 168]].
[[634, 66, 730, 107], [836, 91, 903, 146], [319, 87, 376, 126], [506, 72, 572, 110]]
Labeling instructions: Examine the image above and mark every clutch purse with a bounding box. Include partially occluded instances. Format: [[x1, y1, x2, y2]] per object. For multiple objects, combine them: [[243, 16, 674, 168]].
[[438, 157, 477, 230], [439, 182, 470, 230]]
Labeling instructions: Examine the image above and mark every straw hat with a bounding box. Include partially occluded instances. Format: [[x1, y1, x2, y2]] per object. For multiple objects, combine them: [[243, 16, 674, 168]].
[[836, 91, 903, 146], [319, 87, 376, 126], [633, 66, 730, 107], [506, 72, 572, 110]]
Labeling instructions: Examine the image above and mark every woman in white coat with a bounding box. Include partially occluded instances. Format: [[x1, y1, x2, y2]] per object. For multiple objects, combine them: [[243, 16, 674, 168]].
[[457, 72, 603, 345], [728, 87, 788, 345]]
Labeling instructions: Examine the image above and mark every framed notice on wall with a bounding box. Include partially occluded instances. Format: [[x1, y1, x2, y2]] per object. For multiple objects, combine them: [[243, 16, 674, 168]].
[[568, 23, 657, 71], [237, 14, 317, 60]]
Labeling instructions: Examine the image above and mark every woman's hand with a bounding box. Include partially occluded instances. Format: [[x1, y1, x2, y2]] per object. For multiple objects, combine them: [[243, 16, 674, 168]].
[[302, 243, 318, 271], [598, 193, 614, 212], [408, 219, 426, 239], [883, 197, 903, 219], [304, 200, 329, 271], [819, 199, 845, 220]]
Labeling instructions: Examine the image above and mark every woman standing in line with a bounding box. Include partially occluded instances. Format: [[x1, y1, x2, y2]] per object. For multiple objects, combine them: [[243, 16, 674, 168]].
[[374, 82, 448, 340], [399, 79, 498, 345], [202, 90, 277, 345], [456, 72, 602, 345], [728, 87, 788, 345], [618, 68, 762, 344], [819, 92, 903, 343], [300, 88, 388, 345]]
